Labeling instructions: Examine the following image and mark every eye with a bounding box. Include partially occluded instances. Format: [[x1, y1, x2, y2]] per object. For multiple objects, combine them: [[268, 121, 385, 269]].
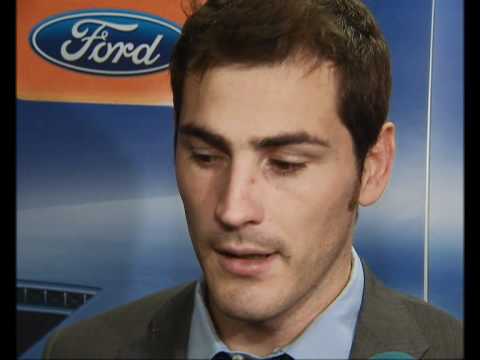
[[268, 159, 307, 176], [190, 152, 222, 167]]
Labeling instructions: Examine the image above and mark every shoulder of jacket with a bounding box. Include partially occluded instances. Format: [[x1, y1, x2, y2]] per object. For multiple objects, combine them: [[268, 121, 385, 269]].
[[388, 287, 462, 329], [360, 263, 463, 358], [383, 285, 463, 358], [363, 263, 462, 331], [43, 281, 196, 359]]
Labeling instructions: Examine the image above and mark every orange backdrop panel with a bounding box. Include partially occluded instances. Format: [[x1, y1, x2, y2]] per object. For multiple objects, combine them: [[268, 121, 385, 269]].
[[16, 0, 186, 106]]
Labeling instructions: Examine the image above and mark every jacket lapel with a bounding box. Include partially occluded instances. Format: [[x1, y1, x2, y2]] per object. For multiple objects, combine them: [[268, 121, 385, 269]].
[[117, 282, 197, 359], [115, 262, 431, 359], [350, 264, 429, 359]]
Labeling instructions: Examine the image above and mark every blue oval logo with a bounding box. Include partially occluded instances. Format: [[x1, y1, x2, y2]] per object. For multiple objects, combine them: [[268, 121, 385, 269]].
[[30, 10, 182, 76]]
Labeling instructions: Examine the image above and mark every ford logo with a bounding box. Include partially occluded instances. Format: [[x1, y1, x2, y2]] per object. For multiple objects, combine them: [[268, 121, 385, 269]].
[[30, 10, 182, 76]]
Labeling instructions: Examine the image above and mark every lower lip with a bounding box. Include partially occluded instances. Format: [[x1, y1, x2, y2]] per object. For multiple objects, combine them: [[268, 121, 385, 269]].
[[217, 252, 278, 277]]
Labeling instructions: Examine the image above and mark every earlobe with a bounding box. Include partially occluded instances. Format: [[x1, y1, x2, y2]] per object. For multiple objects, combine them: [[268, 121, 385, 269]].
[[358, 122, 396, 207]]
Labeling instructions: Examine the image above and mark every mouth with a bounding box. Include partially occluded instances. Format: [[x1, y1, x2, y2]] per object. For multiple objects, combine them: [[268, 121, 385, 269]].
[[217, 250, 273, 259], [215, 248, 278, 277]]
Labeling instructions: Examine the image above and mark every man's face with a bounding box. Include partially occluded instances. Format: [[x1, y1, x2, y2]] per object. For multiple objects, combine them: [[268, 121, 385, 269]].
[[175, 61, 360, 325]]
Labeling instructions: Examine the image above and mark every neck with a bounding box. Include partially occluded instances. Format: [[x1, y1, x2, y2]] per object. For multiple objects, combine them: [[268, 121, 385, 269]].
[[208, 250, 354, 356]]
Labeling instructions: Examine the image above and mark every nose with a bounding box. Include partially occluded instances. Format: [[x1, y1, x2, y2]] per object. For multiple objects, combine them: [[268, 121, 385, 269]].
[[214, 161, 265, 230]]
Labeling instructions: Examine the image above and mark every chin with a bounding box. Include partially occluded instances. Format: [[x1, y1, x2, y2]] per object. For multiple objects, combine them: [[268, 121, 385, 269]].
[[218, 297, 279, 323], [208, 279, 286, 323]]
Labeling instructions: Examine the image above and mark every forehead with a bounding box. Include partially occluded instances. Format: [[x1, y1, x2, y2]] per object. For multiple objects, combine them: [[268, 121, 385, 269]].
[[180, 61, 343, 140]]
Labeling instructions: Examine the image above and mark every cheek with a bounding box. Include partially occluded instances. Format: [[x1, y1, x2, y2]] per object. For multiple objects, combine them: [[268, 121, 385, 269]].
[[269, 174, 355, 253], [177, 157, 201, 204], [176, 161, 218, 230]]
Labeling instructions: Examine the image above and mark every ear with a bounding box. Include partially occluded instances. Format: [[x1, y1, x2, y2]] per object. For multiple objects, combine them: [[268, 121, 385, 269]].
[[358, 122, 396, 207]]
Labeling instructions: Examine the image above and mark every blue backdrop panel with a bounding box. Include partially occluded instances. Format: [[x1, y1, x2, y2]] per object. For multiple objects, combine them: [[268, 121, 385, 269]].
[[428, 0, 464, 320], [17, 101, 200, 292], [357, 0, 433, 299]]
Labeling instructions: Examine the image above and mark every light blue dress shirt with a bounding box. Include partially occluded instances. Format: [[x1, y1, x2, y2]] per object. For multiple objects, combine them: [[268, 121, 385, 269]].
[[187, 247, 365, 360]]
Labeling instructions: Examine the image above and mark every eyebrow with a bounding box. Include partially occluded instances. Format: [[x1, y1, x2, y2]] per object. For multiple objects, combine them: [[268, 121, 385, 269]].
[[178, 124, 231, 153], [178, 124, 331, 153], [252, 132, 331, 150]]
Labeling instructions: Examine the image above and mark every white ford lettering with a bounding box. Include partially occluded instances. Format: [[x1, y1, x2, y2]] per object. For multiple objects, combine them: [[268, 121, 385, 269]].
[[60, 19, 163, 65], [30, 11, 181, 75]]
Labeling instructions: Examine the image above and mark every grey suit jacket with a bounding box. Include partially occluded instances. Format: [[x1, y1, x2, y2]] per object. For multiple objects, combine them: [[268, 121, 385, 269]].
[[43, 265, 463, 359]]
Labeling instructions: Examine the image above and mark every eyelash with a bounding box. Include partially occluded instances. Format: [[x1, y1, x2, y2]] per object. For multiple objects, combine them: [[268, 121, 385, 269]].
[[190, 153, 221, 167], [190, 151, 306, 177], [268, 159, 307, 176]]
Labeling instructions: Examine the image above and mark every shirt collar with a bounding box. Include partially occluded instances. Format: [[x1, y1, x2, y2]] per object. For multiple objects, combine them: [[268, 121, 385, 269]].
[[187, 247, 364, 360]]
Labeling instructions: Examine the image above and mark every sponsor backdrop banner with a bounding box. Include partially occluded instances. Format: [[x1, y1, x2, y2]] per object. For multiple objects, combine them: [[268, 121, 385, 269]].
[[17, 0, 183, 105], [17, 0, 463, 358]]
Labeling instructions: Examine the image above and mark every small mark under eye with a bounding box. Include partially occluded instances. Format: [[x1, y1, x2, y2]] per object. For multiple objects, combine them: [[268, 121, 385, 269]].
[[269, 159, 307, 176]]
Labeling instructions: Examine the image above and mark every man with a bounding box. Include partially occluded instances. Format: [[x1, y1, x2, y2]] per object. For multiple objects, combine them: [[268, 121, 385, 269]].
[[43, 0, 463, 359]]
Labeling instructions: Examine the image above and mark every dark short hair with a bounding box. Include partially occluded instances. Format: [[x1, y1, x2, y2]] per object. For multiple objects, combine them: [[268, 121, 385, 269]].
[[170, 0, 391, 171]]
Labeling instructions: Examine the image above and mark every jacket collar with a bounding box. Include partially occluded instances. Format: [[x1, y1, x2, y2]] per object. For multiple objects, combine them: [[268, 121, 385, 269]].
[[350, 262, 430, 359], [117, 262, 430, 359], [117, 282, 197, 359]]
